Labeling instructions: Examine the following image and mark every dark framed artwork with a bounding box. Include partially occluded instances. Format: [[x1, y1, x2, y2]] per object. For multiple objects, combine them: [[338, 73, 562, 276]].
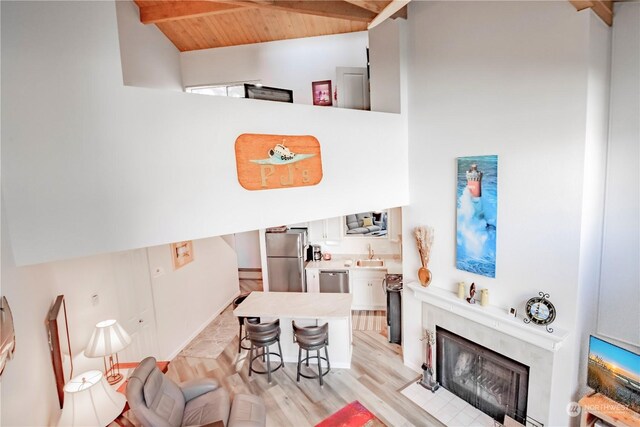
[[47, 295, 73, 408], [312, 80, 332, 106], [244, 84, 293, 103]]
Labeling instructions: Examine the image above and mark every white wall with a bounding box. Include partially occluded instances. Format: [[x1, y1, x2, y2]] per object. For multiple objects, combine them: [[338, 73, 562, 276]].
[[401, 2, 603, 424], [597, 1, 640, 348], [1, 203, 60, 427], [147, 237, 239, 358], [115, 0, 183, 91], [369, 19, 403, 113], [572, 11, 611, 404], [1, 1, 409, 267], [234, 230, 262, 269], [180, 31, 368, 105]]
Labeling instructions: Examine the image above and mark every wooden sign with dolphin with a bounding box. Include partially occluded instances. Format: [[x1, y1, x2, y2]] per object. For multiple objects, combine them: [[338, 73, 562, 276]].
[[235, 133, 323, 190]]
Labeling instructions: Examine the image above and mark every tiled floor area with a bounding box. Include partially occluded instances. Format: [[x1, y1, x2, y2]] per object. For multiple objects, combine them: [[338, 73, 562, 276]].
[[178, 304, 237, 359], [401, 382, 497, 427]]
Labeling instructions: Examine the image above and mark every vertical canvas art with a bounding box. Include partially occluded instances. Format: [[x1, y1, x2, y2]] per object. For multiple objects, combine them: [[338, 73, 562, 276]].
[[456, 155, 498, 278]]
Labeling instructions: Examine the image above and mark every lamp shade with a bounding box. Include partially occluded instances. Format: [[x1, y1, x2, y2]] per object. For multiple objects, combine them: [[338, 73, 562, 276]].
[[57, 370, 126, 426], [84, 320, 131, 358]]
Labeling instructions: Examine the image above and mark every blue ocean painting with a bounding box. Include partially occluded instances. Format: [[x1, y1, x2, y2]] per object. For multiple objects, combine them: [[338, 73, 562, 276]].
[[456, 155, 498, 278]]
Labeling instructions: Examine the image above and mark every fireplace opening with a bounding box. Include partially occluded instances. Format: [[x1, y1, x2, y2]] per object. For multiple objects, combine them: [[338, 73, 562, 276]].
[[436, 326, 530, 424]]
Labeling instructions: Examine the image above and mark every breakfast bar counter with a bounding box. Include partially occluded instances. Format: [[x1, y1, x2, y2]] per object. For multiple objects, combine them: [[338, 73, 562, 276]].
[[233, 292, 352, 368]]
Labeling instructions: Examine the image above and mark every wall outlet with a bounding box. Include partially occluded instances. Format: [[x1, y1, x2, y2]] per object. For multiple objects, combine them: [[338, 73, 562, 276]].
[[91, 294, 99, 306], [152, 267, 165, 278]]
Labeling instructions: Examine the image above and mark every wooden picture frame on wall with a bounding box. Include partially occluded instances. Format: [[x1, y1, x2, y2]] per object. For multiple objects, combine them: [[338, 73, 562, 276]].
[[171, 241, 194, 270], [312, 80, 332, 106], [47, 295, 73, 408]]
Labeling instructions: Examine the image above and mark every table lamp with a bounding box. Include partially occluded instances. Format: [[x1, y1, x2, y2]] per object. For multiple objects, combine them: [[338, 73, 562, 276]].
[[57, 370, 126, 426], [84, 319, 131, 385]]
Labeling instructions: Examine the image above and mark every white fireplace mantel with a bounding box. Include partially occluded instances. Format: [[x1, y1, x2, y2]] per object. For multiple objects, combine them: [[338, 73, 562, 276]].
[[408, 283, 569, 352]]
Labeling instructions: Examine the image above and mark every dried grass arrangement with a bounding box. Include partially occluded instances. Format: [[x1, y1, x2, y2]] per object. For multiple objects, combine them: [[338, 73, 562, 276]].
[[414, 226, 434, 286]]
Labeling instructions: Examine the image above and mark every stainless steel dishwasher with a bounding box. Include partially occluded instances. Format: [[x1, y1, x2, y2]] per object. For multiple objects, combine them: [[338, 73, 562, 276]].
[[319, 270, 349, 293]]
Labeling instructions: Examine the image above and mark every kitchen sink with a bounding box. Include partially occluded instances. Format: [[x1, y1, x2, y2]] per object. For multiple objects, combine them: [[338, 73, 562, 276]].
[[356, 259, 385, 267]]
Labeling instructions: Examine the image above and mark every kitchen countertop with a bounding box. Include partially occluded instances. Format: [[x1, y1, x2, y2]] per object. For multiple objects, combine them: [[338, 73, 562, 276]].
[[305, 255, 403, 274], [232, 291, 352, 319]]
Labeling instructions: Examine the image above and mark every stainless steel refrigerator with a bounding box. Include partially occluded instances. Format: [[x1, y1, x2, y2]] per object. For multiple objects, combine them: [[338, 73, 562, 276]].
[[266, 229, 307, 292]]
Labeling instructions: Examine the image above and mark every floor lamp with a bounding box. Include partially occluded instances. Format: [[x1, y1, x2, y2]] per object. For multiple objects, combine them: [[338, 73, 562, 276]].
[[84, 319, 132, 385]]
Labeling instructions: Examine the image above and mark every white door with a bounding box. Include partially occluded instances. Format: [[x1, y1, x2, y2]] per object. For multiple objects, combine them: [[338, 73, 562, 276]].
[[336, 66, 370, 110], [112, 249, 160, 362]]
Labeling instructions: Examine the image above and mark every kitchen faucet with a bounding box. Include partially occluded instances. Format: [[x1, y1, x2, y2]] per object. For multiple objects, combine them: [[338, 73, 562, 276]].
[[368, 244, 375, 260]]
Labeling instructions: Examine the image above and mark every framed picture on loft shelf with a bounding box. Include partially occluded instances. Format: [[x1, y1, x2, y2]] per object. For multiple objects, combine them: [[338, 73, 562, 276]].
[[312, 80, 332, 106], [244, 84, 293, 103], [171, 240, 194, 270]]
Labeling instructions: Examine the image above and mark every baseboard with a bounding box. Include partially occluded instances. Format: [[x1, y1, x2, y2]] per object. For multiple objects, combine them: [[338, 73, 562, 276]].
[[166, 291, 240, 360]]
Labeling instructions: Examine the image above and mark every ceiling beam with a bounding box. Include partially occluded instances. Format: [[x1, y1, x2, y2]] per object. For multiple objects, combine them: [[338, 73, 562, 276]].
[[368, 0, 411, 29], [225, 1, 377, 22], [138, 1, 249, 24], [342, 0, 390, 14], [569, 0, 613, 26]]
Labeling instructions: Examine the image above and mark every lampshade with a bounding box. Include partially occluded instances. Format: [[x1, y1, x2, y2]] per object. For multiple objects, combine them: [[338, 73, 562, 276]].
[[84, 320, 131, 358], [57, 370, 126, 426]]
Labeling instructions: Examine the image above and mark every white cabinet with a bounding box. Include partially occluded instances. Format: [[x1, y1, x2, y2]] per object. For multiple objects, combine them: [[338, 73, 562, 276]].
[[308, 217, 343, 242], [306, 268, 320, 293], [350, 270, 386, 310], [325, 217, 343, 241]]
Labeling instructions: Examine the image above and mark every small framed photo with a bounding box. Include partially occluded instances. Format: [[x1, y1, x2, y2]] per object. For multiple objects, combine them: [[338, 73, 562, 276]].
[[171, 241, 194, 270], [312, 80, 332, 106], [509, 307, 517, 317]]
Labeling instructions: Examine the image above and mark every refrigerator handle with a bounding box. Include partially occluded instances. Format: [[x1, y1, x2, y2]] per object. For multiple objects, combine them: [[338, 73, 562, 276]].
[[299, 257, 307, 292]]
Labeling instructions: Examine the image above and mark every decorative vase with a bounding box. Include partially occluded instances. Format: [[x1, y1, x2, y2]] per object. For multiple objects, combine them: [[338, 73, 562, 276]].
[[418, 267, 432, 286]]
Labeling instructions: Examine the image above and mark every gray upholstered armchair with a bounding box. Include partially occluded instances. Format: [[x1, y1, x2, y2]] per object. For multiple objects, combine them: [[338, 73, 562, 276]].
[[126, 357, 266, 427]]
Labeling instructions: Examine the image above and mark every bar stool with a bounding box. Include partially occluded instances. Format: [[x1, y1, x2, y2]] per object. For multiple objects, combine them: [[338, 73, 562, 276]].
[[292, 321, 330, 386], [245, 319, 283, 384], [232, 294, 260, 353]]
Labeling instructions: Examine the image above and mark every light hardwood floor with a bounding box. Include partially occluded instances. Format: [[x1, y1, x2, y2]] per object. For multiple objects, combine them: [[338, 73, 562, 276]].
[[161, 280, 444, 427]]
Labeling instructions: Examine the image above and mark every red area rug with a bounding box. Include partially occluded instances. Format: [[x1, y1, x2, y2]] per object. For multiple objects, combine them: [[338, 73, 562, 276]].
[[315, 401, 386, 427]]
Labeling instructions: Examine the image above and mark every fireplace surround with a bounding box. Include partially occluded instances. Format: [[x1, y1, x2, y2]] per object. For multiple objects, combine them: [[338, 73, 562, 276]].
[[409, 283, 571, 426], [436, 326, 529, 424]]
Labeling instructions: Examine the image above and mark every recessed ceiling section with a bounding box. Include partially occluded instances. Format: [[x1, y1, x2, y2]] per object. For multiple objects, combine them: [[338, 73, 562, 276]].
[[134, 0, 395, 51]]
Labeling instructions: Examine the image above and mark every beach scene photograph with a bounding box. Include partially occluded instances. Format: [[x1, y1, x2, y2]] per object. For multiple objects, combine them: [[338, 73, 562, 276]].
[[588, 336, 640, 413]]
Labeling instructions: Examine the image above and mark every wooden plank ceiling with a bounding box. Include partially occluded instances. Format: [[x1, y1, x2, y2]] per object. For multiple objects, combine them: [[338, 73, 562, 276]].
[[134, 0, 395, 51], [135, 0, 616, 52]]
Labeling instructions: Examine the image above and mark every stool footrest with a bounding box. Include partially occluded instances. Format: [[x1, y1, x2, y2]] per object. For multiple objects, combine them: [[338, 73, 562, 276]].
[[298, 355, 330, 379], [249, 351, 284, 374]]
